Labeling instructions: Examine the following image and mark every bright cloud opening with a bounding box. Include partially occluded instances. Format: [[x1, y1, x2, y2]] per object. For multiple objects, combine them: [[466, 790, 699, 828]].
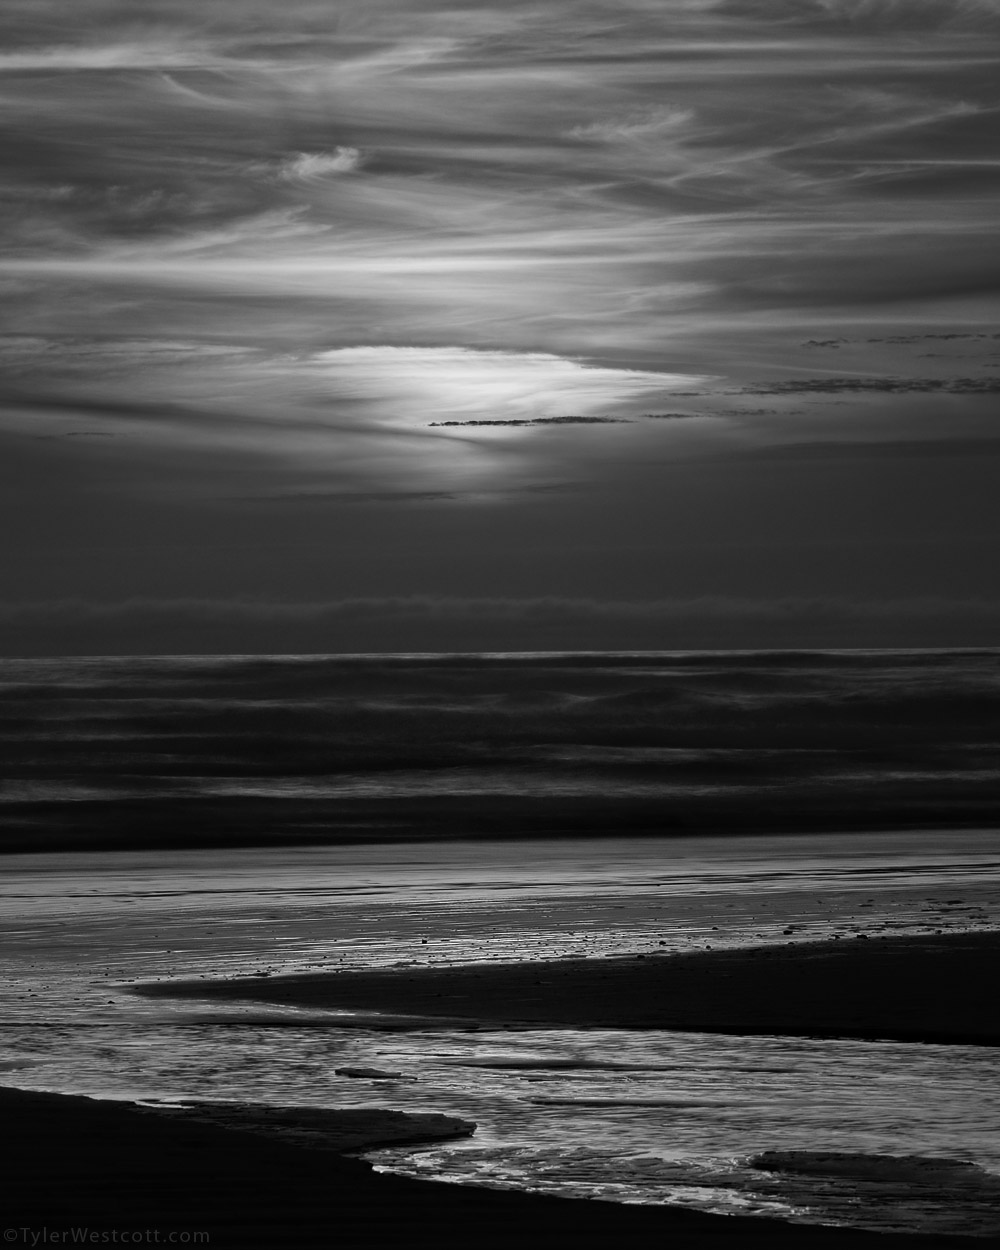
[[315, 346, 706, 427]]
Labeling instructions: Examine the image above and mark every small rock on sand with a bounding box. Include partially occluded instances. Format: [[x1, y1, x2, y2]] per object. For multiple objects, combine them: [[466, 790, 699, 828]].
[[335, 1067, 412, 1081]]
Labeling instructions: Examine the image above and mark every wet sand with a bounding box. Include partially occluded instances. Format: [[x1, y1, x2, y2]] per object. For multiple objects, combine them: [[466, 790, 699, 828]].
[[2, 1084, 993, 1250], [134, 932, 1000, 1046], [9, 933, 1000, 1247]]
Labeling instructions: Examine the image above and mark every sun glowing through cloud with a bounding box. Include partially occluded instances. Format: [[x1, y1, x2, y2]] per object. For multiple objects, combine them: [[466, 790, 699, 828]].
[[313, 347, 707, 429], [0, 0, 997, 650]]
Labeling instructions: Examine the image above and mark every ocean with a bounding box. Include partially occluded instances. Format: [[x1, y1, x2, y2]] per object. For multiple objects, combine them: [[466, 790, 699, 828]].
[[1, 651, 999, 1236], [2, 649, 1000, 850]]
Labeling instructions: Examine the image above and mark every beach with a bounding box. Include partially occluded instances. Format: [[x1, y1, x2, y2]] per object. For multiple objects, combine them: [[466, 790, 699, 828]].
[[4, 956, 999, 1250], [4, 1087, 997, 1250], [1, 1085, 982, 1250], [133, 932, 1000, 1047], [4, 834, 1000, 1239]]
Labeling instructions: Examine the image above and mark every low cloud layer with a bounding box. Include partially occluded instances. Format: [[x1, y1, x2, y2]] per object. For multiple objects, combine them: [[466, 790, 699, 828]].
[[3, 593, 1000, 655]]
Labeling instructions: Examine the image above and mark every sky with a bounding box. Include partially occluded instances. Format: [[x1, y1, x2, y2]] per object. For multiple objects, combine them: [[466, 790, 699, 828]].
[[1, 0, 999, 654]]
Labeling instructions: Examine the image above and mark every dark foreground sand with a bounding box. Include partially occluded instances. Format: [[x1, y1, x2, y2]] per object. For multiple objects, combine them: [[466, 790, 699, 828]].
[[135, 932, 1000, 1046], [2, 1085, 995, 1250]]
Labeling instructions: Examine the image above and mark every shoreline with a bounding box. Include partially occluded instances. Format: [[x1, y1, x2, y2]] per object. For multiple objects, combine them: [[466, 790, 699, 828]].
[[2, 1085, 994, 1250], [9, 933, 1000, 1247], [133, 931, 1000, 1047]]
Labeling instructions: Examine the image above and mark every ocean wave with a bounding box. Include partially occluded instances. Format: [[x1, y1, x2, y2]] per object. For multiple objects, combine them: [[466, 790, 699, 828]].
[[2, 650, 999, 850]]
